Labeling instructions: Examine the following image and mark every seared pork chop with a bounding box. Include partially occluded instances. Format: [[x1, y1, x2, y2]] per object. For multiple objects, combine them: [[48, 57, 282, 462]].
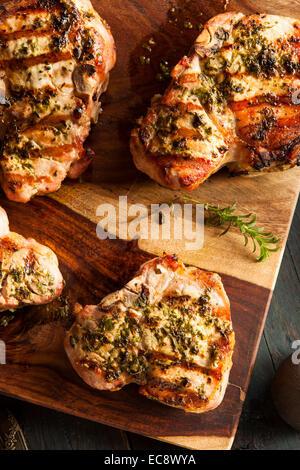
[[131, 12, 300, 190], [0, 0, 116, 202], [65, 255, 234, 413], [0, 206, 63, 311]]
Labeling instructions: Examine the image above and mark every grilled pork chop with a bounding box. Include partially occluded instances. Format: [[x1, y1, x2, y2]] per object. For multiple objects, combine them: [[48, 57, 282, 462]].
[[0, 206, 63, 311], [131, 12, 300, 190], [65, 255, 234, 413], [0, 0, 116, 202]]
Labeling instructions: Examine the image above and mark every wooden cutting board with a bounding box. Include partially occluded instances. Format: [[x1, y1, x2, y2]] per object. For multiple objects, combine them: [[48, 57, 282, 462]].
[[0, 0, 299, 450]]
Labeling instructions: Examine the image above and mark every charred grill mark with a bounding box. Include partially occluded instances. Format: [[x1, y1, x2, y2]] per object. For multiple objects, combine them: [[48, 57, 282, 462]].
[[1, 36, 70, 62], [0, 8, 58, 34], [248, 146, 273, 170], [138, 126, 151, 146], [74, 29, 97, 62], [65, 255, 233, 411], [39, 144, 81, 160], [37, 0, 58, 9], [132, 12, 300, 186], [0, 0, 60, 22], [8, 85, 56, 102]]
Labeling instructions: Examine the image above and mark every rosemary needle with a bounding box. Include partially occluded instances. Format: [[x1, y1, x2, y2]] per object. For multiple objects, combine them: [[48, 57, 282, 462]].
[[181, 198, 281, 262]]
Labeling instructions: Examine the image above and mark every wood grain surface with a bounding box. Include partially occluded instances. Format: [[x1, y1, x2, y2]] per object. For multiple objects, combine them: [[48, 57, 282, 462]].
[[0, 0, 299, 450]]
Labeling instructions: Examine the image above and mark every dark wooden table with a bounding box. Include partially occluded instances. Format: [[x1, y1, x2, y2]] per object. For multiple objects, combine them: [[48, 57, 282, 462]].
[[0, 198, 299, 451]]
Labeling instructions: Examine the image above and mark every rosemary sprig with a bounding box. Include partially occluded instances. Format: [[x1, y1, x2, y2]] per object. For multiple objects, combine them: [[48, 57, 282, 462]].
[[181, 198, 281, 262]]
